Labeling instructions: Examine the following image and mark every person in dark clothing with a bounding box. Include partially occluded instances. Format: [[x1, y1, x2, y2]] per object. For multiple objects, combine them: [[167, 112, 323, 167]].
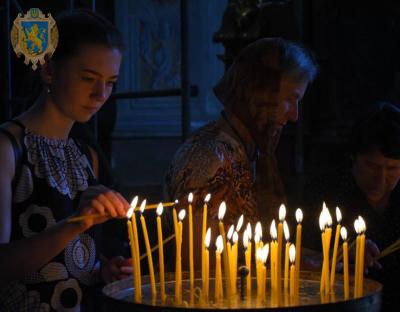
[[303, 102, 400, 311]]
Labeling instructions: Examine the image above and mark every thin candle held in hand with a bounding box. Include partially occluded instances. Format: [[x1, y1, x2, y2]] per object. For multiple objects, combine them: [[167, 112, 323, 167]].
[[129, 196, 141, 301]]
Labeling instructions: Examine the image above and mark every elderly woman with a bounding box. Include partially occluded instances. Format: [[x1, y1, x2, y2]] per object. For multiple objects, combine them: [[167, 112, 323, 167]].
[[165, 38, 318, 265]]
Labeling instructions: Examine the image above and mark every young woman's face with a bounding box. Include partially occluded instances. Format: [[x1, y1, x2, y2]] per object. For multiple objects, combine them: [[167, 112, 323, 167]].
[[50, 44, 122, 122], [352, 148, 400, 203]]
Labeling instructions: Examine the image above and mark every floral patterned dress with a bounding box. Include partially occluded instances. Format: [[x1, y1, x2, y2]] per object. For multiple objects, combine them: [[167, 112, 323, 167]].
[[0, 121, 100, 312]]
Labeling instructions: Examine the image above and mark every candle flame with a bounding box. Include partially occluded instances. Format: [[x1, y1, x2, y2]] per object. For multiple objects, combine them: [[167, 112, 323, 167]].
[[255, 222, 262, 238], [256, 248, 263, 262], [326, 209, 332, 227], [243, 231, 249, 249], [270, 219, 277, 240], [296, 208, 303, 223], [340, 226, 348, 241], [261, 244, 269, 264], [205, 227, 211, 248], [126, 206, 134, 219], [130, 196, 138, 210], [216, 235, 224, 253], [279, 204, 287, 221], [227, 224, 234, 240], [289, 244, 296, 264], [204, 193, 211, 203], [358, 216, 366, 233], [174, 199, 179, 205], [354, 218, 360, 234], [336, 207, 342, 223], [319, 210, 326, 232], [188, 192, 193, 203], [218, 202, 226, 220], [283, 220, 290, 241], [156, 203, 163, 216], [178, 209, 186, 221], [139, 199, 147, 214], [232, 231, 238, 244], [236, 214, 244, 232], [254, 233, 261, 244], [246, 222, 252, 239]]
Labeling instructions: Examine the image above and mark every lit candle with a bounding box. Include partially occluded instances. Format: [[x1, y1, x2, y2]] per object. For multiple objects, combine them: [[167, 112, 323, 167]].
[[261, 244, 269, 302], [340, 226, 349, 299], [188, 193, 194, 294], [277, 204, 286, 299], [256, 247, 263, 301], [236, 214, 244, 232], [231, 231, 239, 295], [323, 203, 332, 295], [201, 194, 211, 293], [226, 225, 234, 294], [294, 208, 303, 297], [172, 200, 179, 241], [175, 209, 186, 303], [255, 221, 263, 261], [156, 203, 165, 301], [218, 202, 232, 298], [330, 207, 342, 291], [139, 200, 156, 298], [127, 196, 141, 302], [203, 227, 211, 301], [358, 216, 366, 298], [215, 235, 224, 301], [289, 244, 296, 300], [283, 220, 290, 291], [319, 207, 327, 294], [270, 219, 278, 302], [354, 218, 360, 297], [245, 223, 252, 294]]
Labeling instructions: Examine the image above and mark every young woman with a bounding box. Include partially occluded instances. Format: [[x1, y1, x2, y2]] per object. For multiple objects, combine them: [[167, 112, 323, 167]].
[[0, 10, 131, 311]]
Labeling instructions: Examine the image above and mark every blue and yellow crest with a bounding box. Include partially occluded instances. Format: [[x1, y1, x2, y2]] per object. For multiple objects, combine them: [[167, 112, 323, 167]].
[[11, 8, 58, 70]]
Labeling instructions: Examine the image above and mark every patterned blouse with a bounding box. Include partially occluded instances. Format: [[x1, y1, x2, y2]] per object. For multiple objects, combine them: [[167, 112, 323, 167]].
[[0, 121, 100, 312], [165, 112, 285, 225]]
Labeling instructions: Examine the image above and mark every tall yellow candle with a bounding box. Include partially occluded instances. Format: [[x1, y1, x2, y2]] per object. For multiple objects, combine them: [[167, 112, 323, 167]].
[[201, 194, 211, 291], [340, 227, 349, 299], [277, 204, 286, 299], [156, 203, 165, 301], [127, 205, 140, 302], [261, 244, 269, 302], [270, 220, 278, 302], [324, 204, 332, 295], [256, 248, 263, 301], [218, 202, 232, 298], [294, 208, 303, 297], [358, 216, 366, 297], [188, 193, 194, 294], [128, 196, 141, 301], [245, 223, 252, 294], [203, 228, 211, 302], [283, 221, 290, 291], [330, 207, 342, 291], [254, 222, 262, 265], [215, 235, 224, 301], [319, 208, 327, 294], [354, 218, 361, 297], [175, 209, 186, 303], [289, 244, 296, 300], [231, 231, 239, 295], [139, 200, 156, 298]]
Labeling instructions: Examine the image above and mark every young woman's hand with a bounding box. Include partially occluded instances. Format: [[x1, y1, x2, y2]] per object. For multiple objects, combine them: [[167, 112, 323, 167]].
[[77, 184, 130, 230], [101, 256, 133, 283]]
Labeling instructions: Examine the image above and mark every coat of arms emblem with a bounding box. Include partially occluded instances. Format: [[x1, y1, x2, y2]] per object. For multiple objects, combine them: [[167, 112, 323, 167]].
[[10, 8, 58, 70]]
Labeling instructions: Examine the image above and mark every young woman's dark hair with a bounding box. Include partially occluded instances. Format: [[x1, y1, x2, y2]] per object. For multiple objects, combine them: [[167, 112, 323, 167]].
[[349, 102, 400, 160]]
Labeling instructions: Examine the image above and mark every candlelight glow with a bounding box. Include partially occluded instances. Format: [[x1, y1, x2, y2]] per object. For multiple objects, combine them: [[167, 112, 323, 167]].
[[139, 199, 147, 214], [205, 227, 211, 249], [218, 202, 226, 220], [204, 193, 211, 203], [130, 196, 138, 210], [340, 226, 348, 241], [262, 244, 269, 263], [236, 214, 244, 232], [319, 210, 326, 232], [243, 231, 249, 249], [156, 203, 163, 216], [227, 225, 234, 240], [283, 220, 290, 241], [336, 207, 342, 223], [246, 223, 252, 239], [354, 219, 360, 234], [256, 248, 263, 262], [174, 199, 179, 205], [255, 222, 262, 238], [232, 231, 238, 244], [126, 206, 134, 219], [295, 208, 303, 223], [178, 209, 186, 221], [358, 216, 366, 233], [289, 244, 296, 264], [270, 219, 277, 240], [254, 233, 261, 244], [326, 209, 332, 227], [216, 235, 224, 253], [279, 204, 287, 221], [188, 192, 193, 203]]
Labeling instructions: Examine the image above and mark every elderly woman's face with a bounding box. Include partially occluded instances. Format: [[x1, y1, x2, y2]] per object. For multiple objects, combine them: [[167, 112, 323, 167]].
[[249, 77, 308, 132]]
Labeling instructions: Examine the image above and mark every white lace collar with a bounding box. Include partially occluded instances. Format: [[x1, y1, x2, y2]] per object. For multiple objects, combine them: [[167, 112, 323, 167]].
[[24, 128, 92, 199]]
